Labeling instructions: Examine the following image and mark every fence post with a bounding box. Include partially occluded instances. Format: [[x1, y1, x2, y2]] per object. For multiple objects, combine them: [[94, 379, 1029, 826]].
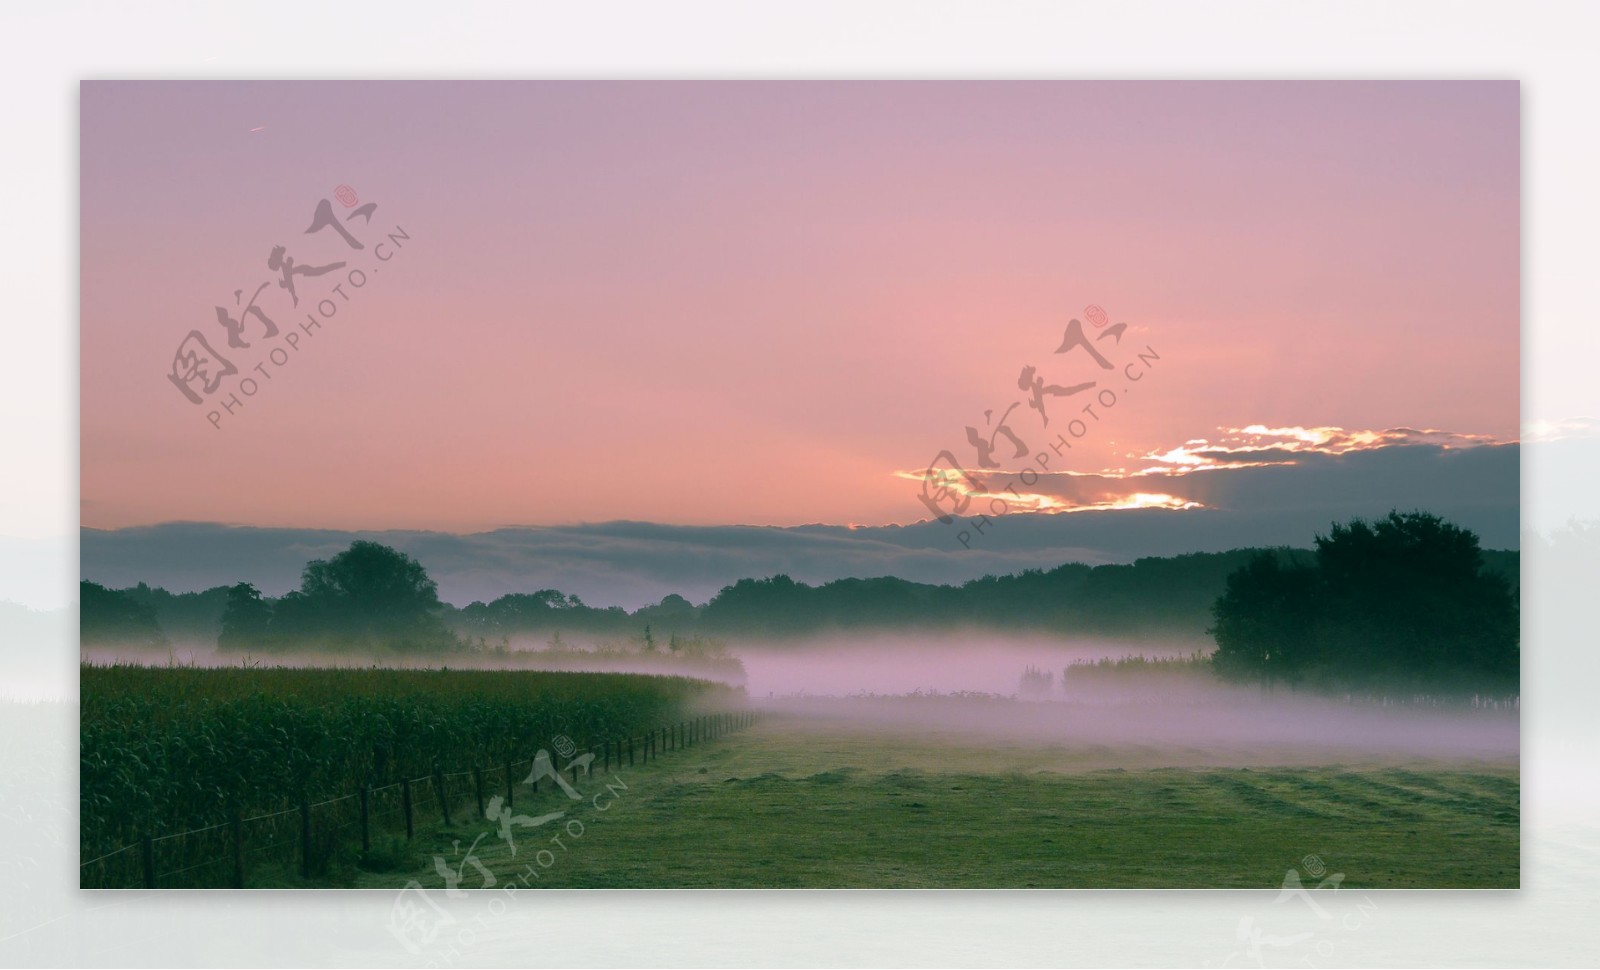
[[605, 741, 611, 772], [505, 761, 514, 808], [435, 767, 451, 826], [232, 810, 246, 889], [473, 767, 485, 820], [299, 800, 312, 879], [141, 836, 155, 889], [359, 788, 371, 856], [628, 737, 634, 766], [402, 778, 414, 840]]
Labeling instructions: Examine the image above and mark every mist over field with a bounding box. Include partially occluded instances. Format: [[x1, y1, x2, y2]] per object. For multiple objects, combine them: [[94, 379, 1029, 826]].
[[80, 628, 1518, 769], [737, 634, 1515, 765], [733, 632, 1202, 696]]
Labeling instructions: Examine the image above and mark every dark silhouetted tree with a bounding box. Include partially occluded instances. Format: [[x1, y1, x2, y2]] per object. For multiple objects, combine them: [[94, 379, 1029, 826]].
[[272, 541, 460, 651], [1209, 552, 1318, 684], [1210, 511, 1518, 693], [217, 582, 274, 650], [79, 580, 167, 648]]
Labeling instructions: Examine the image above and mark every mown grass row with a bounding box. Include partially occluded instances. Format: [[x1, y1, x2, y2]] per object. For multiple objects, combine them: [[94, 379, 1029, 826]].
[[80, 664, 739, 867]]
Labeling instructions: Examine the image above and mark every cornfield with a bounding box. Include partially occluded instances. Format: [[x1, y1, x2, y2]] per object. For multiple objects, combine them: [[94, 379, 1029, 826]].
[[81, 663, 738, 884]]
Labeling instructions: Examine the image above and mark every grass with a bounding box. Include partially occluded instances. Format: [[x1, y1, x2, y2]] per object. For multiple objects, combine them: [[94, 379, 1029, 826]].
[[356, 711, 1518, 890]]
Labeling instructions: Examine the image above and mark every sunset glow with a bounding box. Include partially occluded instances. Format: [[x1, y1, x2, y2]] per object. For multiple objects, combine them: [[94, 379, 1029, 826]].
[[80, 81, 1519, 534]]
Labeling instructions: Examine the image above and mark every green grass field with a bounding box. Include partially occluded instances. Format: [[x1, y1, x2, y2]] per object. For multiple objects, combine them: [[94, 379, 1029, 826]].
[[355, 712, 1518, 890]]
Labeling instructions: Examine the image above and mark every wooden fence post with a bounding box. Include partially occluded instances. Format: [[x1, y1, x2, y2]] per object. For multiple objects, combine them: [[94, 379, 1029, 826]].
[[232, 811, 245, 888], [473, 767, 485, 819], [435, 767, 451, 825], [505, 760, 514, 808], [628, 737, 634, 766], [359, 788, 371, 855], [402, 778, 414, 840]]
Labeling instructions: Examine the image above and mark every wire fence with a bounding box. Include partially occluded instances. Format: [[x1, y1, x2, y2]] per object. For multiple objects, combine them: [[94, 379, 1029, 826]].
[[80, 710, 758, 888]]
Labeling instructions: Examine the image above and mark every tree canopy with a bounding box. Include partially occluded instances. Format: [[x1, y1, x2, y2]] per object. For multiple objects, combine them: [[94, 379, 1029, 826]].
[[218, 541, 460, 652], [1209, 511, 1518, 693], [79, 581, 167, 648]]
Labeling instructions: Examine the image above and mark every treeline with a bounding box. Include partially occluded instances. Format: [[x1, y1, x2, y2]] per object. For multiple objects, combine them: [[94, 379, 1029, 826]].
[[80, 526, 1520, 657], [1210, 511, 1519, 695]]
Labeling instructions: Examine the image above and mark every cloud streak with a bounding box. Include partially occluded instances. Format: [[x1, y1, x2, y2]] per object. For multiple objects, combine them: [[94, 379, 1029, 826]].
[[81, 435, 1518, 611]]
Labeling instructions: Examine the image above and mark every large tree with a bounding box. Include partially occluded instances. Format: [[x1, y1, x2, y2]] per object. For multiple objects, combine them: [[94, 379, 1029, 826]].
[[217, 582, 273, 650], [1210, 511, 1518, 693], [272, 541, 460, 652]]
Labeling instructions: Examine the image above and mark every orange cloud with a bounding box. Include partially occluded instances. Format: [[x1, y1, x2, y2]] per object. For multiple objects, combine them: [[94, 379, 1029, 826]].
[[898, 424, 1511, 521]]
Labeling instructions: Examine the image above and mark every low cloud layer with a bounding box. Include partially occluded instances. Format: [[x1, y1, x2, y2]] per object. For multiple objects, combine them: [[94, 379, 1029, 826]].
[[79, 437, 1519, 610]]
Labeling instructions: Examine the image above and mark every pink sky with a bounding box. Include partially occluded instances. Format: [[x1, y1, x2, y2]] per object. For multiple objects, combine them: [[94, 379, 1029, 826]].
[[80, 81, 1518, 532]]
